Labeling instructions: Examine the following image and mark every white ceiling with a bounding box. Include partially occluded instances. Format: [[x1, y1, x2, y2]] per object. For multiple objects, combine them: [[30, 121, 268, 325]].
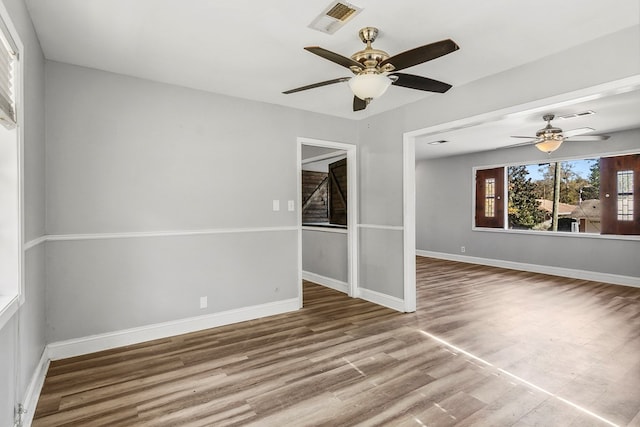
[[414, 87, 640, 160], [24, 0, 639, 120]]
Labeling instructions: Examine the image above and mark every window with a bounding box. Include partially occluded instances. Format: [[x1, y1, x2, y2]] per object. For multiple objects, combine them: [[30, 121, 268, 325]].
[[475, 167, 504, 228], [475, 154, 640, 236], [0, 15, 16, 128], [600, 154, 640, 235], [484, 178, 496, 217], [0, 9, 21, 330], [616, 170, 633, 221]]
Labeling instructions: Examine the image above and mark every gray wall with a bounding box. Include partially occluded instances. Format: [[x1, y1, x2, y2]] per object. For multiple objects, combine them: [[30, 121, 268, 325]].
[[416, 128, 640, 278], [356, 108, 406, 298], [44, 61, 357, 342], [302, 229, 348, 284], [0, 0, 47, 425], [357, 25, 640, 300], [0, 13, 637, 427]]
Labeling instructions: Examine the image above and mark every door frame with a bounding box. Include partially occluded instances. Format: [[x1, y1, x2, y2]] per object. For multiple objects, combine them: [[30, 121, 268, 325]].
[[297, 137, 358, 307], [402, 75, 640, 314]]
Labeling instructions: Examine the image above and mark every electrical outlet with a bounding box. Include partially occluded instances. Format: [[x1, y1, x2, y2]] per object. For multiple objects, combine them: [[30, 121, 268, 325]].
[[272, 200, 280, 211], [461, 246, 466, 253], [199, 296, 207, 309], [287, 200, 295, 211]]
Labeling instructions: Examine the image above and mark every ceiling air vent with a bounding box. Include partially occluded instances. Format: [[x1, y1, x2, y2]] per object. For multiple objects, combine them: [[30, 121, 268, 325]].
[[557, 110, 595, 120], [309, 1, 362, 35]]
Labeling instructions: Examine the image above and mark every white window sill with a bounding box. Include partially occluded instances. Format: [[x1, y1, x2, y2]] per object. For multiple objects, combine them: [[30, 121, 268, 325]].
[[0, 294, 19, 330], [472, 226, 640, 241]]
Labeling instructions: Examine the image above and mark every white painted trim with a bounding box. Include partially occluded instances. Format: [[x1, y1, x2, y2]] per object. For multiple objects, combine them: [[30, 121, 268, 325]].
[[302, 271, 349, 294], [357, 287, 405, 312], [404, 76, 640, 319], [403, 134, 417, 313], [24, 236, 46, 251], [21, 349, 49, 427], [47, 298, 300, 360], [358, 223, 404, 231], [416, 250, 640, 288], [302, 226, 348, 234], [20, 228, 301, 250], [297, 137, 358, 299], [297, 141, 303, 309], [0, 294, 18, 330], [47, 226, 298, 242]]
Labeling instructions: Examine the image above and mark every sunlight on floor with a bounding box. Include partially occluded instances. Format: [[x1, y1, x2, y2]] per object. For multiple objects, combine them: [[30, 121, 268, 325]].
[[418, 329, 619, 427]]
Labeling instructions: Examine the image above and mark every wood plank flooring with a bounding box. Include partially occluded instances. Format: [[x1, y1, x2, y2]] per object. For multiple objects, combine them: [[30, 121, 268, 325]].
[[33, 257, 640, 426]]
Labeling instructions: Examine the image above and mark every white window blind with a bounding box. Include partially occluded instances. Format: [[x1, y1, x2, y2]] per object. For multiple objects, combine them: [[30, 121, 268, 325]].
[[0, 19, 16, 129]]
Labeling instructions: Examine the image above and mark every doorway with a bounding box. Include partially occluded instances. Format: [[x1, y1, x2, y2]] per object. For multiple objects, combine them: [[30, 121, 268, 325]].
[[297, 137, 358, 308]]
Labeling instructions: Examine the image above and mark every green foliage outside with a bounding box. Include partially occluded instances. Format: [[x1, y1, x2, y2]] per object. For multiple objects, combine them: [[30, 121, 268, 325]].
[[507, 159, 599, 230], [508, 165, 546, 229]]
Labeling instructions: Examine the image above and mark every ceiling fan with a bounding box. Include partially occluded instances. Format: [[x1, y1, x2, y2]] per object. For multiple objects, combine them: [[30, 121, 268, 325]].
[[283, 27, 459, 111], [511, 114, 610, 153]]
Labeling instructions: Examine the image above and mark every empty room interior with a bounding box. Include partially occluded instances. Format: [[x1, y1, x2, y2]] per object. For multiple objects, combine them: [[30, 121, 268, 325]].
[[1, 1, 639, 426]]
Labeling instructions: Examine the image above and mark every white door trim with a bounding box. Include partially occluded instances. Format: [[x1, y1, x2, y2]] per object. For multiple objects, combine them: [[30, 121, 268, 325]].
[[402, 135, 416, 312], [401, 75, 640, 315], [297, 137, 358, 306]]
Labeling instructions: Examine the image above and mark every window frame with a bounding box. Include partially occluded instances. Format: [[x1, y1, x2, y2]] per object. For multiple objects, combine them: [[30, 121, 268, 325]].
[[471, 150, 640, 242], [0, 3, 24, 332]]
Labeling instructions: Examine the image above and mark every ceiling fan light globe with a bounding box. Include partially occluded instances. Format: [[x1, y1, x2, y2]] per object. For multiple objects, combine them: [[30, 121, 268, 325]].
[[535, 138, 563, 153], [348, 73, 392, 100]]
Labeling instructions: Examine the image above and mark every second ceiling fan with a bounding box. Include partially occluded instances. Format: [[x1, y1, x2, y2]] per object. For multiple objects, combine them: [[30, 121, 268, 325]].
[[511, 114, 610, 153], [283, 27, 459, 111]]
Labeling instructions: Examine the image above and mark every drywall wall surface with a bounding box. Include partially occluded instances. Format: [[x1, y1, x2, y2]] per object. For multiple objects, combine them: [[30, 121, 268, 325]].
[[359, 227, 404, 298], [46, 230, 298, 342], [416, 128, 640, 279], [302, 229, 348, 283], [356, 26, 640, 302], [45, 61, 356, 234], [0, 316, 16, 427], [44, 61, 357, 342], [301, 145, 340, 160], [354, 108, 406, 298], [358, 108, 405, 227], [0, 249, 46, 425], [0, 0, 47, 425]]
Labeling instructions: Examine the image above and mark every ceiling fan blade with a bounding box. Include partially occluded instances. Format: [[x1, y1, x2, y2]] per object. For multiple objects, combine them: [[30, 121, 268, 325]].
[[563, 127, 595, 138], [566, 135, 610, 141], [353, 96, 367, 112], [283, 77, 350, 94], [390, 73, 452, 93], [503, 141, 537, 149], [380, 39, 459, 71], [304, 46, 364, 70], [511, 135, 537, 139]]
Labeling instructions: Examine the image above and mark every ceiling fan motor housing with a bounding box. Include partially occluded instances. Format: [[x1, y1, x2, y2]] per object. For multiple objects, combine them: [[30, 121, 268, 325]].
[[350, 27, 394, 74], [537, 114, 564, 141]]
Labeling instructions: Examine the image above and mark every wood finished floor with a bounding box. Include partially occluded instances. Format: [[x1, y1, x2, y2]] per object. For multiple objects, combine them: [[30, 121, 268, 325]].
[[33, 257, 640, 426]]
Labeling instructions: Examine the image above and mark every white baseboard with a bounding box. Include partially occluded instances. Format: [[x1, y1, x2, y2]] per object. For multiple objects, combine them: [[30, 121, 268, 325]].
[[22, 349, 49, 427], [302, 271, 349, 294], [357, 287, 405, 312], [47, 298, 300, 361], [416, 250, 640, 288]]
